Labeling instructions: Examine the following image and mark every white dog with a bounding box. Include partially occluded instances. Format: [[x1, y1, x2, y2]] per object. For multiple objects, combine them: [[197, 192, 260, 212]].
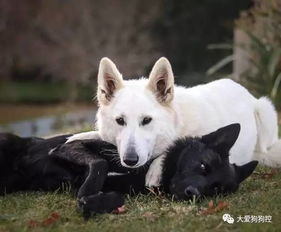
[[67, 57, 281, 187]]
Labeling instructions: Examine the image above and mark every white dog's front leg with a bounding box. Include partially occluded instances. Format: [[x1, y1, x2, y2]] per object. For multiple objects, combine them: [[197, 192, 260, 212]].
[[66, 131, 101, 143], [145, 155, 165, 187]]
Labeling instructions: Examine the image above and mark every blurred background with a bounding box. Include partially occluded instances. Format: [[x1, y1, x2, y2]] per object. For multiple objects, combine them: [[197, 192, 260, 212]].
[[0, 0, 280, 137]]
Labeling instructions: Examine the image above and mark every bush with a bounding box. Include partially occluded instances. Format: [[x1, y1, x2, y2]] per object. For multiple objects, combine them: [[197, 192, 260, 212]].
[[207, 0, 281, 109], [237, 0, 281, 108]]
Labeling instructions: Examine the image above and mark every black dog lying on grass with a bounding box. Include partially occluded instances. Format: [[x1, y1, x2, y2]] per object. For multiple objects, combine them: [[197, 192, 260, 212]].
[[0, 123, 258, 218]]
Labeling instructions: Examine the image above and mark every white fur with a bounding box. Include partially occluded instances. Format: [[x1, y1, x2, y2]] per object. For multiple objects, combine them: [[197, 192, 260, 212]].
[[67, 131, 101, 143], [67, 57, 281, 187], [96, 78, 177, 168]]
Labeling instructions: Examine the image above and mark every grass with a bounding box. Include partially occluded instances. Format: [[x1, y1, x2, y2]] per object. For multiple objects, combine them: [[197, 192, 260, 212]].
[[0, 166, 280, 232]]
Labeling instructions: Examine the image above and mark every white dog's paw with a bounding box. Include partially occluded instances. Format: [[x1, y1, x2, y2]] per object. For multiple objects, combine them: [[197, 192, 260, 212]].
[[145, 168, 162, 187], [145, 156, 164, 187], [66, 131, 101, 143]]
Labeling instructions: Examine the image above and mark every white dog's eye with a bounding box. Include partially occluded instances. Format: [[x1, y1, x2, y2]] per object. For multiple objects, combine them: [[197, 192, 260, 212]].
[[141, 117, 152, 126], [116, 117, 126, 126]]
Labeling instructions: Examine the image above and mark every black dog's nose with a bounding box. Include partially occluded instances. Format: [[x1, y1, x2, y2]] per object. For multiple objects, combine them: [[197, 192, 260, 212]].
[[184, 186, 200, 197]]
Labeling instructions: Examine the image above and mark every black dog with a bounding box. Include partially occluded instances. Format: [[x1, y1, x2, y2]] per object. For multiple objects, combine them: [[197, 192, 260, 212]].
[[161, 123, 258, 200], [0, 133, 133, 217], [0, 124, 258, 218]]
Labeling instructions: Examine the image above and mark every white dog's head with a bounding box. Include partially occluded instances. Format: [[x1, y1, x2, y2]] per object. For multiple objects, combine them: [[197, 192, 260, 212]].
[[96, 57, 178, 168]]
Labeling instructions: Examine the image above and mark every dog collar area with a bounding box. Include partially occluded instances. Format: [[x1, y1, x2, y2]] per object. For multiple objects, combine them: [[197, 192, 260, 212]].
[[107, 172, 131, 176]]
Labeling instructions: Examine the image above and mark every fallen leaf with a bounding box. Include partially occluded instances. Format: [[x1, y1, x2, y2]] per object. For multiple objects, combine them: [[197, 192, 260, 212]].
[[27, 212, 61, 228], [216, 201, 228, 211], [142, 212, 159, 222], [208, 200, 214, 209], [201, 200, 228, 215], [50, 212, 60, 220], [41, 217, 56, 226], [27, 220, 40, 228], [112, 205, 127, 214], [254, 169, 279, 179]]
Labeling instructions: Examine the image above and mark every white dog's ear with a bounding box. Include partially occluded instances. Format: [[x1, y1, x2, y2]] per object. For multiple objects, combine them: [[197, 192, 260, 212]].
[[147, 57, 174, 104], [97, 57, 123, 105]]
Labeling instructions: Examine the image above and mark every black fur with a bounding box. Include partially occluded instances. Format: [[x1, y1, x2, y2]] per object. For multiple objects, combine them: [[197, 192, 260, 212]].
[[0, 133, 145, 217], [162, 124, 258, 200], [0, 124, 258, 218]]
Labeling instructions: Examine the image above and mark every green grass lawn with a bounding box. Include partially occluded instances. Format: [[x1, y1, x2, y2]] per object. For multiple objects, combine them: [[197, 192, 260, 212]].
[[0, 103, 280, 232], [0, 166, 280, 232]]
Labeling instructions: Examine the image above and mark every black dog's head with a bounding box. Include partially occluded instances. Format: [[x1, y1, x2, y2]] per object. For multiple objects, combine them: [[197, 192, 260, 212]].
[[164, 124, 258, 200]]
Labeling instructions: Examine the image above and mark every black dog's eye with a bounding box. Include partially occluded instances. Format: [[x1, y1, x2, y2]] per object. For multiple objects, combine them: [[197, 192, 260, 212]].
[[141, 117, 152, 126], [116, 117, 126, 126], [200, 163, 208, 175], [200, 163, 206, 170]]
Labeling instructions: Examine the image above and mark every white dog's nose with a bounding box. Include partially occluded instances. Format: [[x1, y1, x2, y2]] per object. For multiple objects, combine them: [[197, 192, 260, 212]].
[[123, 155, 139, 166], [123, 147, 139, 166]]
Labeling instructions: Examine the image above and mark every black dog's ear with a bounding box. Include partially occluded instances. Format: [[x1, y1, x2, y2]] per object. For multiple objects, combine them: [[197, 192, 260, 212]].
[[234, 160, 258, 183], [201, 123, 241, 158]]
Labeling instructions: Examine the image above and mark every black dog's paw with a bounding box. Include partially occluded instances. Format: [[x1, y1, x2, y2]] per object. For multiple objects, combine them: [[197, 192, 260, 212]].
[[78, 192, 124, 219]]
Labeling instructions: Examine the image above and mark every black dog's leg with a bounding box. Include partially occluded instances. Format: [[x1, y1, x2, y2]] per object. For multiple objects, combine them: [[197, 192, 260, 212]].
[[51, 141, 125, 218], [76, 159, 125, 218], [78, 192, 124, 219], [51, 150, 109, 197], [75, 159, 124, 218], [77, 159, 108, 198]]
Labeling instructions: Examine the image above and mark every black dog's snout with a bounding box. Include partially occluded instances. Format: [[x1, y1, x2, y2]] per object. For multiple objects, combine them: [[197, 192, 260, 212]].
[[184, 186, 200, 198], [123, 147, 139, 166]]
